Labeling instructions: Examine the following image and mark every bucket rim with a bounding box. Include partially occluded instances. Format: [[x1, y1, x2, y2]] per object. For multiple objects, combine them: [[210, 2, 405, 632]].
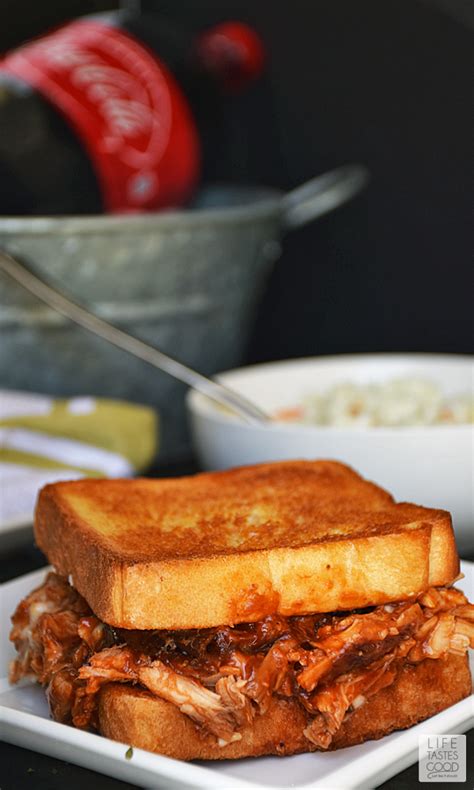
[[0, 184, 283, 235]]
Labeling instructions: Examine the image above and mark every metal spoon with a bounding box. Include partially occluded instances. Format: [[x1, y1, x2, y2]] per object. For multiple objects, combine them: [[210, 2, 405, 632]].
[[0, 249, 269, 424]]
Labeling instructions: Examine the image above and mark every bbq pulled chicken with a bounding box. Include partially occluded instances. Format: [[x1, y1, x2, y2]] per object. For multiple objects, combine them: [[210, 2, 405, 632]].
[[10, 573, 474, 748]]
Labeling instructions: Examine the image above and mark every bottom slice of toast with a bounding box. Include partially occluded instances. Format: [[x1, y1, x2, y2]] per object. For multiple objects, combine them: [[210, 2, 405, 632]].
[[98, 653, 471, 761]]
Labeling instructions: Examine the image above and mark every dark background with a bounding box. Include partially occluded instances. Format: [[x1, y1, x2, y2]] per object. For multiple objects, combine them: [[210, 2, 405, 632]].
[[1, 0, 472, 362]]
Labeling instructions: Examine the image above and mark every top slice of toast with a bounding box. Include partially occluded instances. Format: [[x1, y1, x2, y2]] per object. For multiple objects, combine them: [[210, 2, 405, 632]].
[[35, 460, 459, 629]]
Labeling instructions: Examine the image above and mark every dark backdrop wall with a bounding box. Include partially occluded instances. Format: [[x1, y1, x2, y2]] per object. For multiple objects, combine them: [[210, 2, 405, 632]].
[[1, 0, 472, 361]]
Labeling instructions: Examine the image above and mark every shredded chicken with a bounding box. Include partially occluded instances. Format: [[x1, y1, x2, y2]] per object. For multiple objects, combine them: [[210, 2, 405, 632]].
[[297, 602, 423, 692], [244, 637, 298, 711], [9, 573, 474, 749], [215, 675, 255, 729], [9, 573, 109, 687], [145, 663, 240, 740], [304, 658, 397, 748]]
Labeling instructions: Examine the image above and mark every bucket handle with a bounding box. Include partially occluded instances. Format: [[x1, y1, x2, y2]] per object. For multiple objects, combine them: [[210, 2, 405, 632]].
[[281, 164, 369, 232]]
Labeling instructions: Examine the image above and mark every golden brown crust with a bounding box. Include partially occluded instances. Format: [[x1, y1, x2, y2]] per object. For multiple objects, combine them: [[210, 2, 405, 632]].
[[34, 491, 123, 624], [34, 460, 459, 629], [98, 654, 472, 760]]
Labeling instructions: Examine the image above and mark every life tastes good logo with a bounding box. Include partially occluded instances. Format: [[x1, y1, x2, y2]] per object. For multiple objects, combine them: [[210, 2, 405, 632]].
[[419, 734, 467, 782], [0, 21, 200, 212]]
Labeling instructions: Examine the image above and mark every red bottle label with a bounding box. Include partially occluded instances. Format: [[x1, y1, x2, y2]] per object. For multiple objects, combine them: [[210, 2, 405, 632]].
[[0, 20, 200, 213]]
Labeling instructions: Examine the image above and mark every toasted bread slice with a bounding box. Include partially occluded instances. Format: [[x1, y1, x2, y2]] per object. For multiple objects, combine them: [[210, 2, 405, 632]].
[[35, 460, 459, 629], [98, 653, 471, 760]]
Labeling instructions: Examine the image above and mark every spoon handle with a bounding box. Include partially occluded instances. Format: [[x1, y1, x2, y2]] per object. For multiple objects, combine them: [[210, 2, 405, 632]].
[[0, 249, 269, 424]]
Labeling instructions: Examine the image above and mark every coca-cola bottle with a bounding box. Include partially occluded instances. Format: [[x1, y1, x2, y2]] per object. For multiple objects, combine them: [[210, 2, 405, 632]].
[[0, 11, 264, 215]]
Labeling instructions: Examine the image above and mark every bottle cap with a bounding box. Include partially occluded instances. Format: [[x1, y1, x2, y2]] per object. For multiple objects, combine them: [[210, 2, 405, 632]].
[[196, 21, 265, 92]]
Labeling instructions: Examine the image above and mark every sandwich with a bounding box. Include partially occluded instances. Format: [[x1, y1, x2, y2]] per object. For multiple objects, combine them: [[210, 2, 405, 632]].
[[10, 460, 473, 760]]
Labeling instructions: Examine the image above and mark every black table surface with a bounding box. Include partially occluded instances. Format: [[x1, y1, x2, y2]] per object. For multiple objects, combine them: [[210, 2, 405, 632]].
[[1, 463, 472, 790]]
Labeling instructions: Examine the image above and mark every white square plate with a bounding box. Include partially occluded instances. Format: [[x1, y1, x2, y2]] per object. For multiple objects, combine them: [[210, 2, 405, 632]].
[[1, 564, 473, 790]]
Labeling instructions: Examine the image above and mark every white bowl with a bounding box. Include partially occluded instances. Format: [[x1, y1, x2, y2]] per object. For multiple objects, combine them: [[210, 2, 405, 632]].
[[187, 354, 473, 553]]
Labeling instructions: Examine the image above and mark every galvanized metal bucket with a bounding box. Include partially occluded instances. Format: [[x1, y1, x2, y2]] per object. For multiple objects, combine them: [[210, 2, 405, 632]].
[[0, 165, 367, 461]]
